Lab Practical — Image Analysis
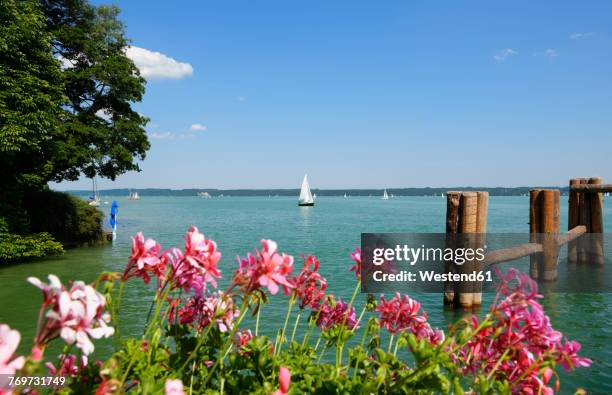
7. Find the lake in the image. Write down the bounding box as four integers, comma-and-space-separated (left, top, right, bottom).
1, 195, 610, 393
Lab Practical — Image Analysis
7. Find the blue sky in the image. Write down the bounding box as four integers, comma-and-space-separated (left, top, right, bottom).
53, 0, 612, 190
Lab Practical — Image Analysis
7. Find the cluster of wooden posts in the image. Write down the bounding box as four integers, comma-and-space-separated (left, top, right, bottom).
444, 178, 610, 309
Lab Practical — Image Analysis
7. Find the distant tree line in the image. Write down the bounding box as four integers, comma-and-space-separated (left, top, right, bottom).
66, 187, 571, 197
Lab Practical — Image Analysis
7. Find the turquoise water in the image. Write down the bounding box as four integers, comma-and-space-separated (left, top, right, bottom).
1, 196, 611, 393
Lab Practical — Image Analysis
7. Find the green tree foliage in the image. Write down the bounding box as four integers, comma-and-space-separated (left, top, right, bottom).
1, 0, 149, 193
41, 0, 150, 182
0, 0, 149, 254
0, 0, 64, 191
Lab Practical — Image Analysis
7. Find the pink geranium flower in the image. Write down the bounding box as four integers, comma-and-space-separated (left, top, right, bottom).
165, 379, 185, 395
123, 232, 165, 284
169, 226, 221, 293
234, 239, 294, 295
349, 247, 362, 279
176, 292, 238, 333
451, 269, 591, 394
273, 366, 291, 395
0, 324, 24, 375
292, 255, 327, 309
315, 298, 357, 331
46, 354, 87, 376
28, 276, 114, 355
233, 329, 254, 353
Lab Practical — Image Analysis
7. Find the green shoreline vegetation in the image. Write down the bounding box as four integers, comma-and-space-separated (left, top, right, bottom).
1, 0, 150, 263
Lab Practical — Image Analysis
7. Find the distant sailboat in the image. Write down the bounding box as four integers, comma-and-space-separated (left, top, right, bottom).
88, 177, 100, 206
382, 189, 389, 200
344, 193, 348, 199
128, 190, 141, 200
298, 175, 315, 206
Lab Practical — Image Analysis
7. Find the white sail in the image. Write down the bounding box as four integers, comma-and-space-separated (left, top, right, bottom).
382, 189, 389, 200
299, 175, 314, 205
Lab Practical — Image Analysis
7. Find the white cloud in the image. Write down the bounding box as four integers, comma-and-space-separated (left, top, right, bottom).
190, 123, 208, 132
96, 110, 112, 121
569, 32, 595, 40
493, 48, 518, 61
125, 46, 193, 80
238, 96, 247, 102
533, 49, 559, 58
149, 132, 176, 140
544, 49, 559, 57
56, 55, 74, 70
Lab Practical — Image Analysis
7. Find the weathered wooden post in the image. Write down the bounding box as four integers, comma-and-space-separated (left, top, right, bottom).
588, 177, 605, 265
458, 192, 478, 308
473, 192, 489, 306
578, 178, 591, 264
444, 191, 488, 308
444, 192, 462, 306
567, 178, 584, 264
529, 189, 560, 281
529, 190, 542, 279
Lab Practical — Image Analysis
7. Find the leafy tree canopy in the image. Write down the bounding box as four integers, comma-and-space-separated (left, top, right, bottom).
42, 0, 149, 181
0, 0, 64, 190
1, 0, 150, 194
41, 0, 150, 182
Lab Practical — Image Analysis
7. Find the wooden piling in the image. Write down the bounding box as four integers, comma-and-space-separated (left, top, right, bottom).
541, 189, 560, 280
457, 193, 478, 308
578, 179, 591, 263
588, 177, 605, 265
472, 192, 488, 306
589, 177, 604, 232
529, 189, 560, 281
446, 192, 462, 234
444, 192, 462, 306
529, 190, 542, 279
567, 178, 582, 264
476, 192, 489, 234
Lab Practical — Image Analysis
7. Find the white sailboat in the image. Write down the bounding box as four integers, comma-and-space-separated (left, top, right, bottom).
128, 190, 141, 200
298, 175, 315, 206
88, 177, 100, 206
382, 189, 389, 200
344, 193, 348, 199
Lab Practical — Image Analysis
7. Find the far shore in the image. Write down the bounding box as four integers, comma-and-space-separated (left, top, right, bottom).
60, 186, 572, 197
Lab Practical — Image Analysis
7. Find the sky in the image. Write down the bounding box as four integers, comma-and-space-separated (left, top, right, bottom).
52, 0, 612, 190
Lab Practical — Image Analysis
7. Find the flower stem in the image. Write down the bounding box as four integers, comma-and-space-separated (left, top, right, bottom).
275, 293, 295, 355
352, 306, 367, 333
113, 281, 126, 350
202, 299, 250, 387
290, 311, 302, 345
255, 306, 261, 336
393, 338, 401, 356
179, 324, 215, 372
387, 334, 395, 354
